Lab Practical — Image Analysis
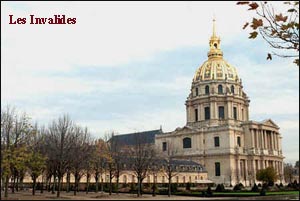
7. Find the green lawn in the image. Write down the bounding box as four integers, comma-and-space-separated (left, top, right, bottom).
176, 190, 299, 197
213, 191, 299, 196
266, 191, 299, 195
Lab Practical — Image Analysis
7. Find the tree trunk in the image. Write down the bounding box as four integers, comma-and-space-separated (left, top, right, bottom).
168, 178, 171, 197
66, 171, 70, 193
137, 176, 141, 197
100, 177, 104, 193
86, 173, 90, 194
56, 176, 61, 197
152, 180, 156, 197
32, 177, 36, 196
40, 175, 44, 194
12, 173, 16, 193
95, 174, 99, 193
109, 176, 112, 195
20, 175, 24, 190
116, 177, 119, 195
16, 176, 19, 192
74, 177, 77, 196
4, 175, 9, 198
52, 176, 56, 194
47, 176, 51, 192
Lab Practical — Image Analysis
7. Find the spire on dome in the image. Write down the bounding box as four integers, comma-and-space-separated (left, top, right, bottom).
212, 15, 216, 37
208, 17, 223, 59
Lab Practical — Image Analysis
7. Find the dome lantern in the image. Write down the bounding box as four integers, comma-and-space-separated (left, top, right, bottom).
193, 18, 239, 82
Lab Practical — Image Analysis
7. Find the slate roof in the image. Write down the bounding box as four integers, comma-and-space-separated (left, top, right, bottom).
119, 157, 206, 172
112, 129, 163, 146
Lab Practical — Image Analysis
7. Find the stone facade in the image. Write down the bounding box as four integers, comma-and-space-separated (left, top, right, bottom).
155, 19, 284, 186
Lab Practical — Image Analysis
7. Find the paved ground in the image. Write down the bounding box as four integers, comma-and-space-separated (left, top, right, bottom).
1, 190, 299, 200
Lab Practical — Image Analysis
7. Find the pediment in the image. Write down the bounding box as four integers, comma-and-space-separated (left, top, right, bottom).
262, 119, 279, 129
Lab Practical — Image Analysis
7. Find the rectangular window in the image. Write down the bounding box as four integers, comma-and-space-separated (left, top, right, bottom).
162, 142, 167, 151
195, 108, 198, 122
205, 107, 210, 120
195, 87, 198, 96
233, 107, 237, 120
214, 136, 220, 147
237, 136, 241, 147
218, 106, 224, 119
215, 162, 221, 176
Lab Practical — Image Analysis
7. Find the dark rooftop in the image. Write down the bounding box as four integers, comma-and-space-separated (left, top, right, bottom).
112, 129, 163, 146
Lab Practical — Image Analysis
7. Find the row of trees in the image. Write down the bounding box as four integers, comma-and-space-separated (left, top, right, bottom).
1, 106, 177, 198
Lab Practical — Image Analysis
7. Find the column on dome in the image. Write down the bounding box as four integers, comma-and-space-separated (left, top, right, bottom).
200, 104, 204, 121
227, 101, 232, 119
214, 102, 218, 119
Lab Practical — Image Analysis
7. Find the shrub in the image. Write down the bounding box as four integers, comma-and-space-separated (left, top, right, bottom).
186, 182, 191, 190
215, 184, 225, 192
260, 188, 266, 196
268, 181, 274, 186
171, 183, 178, 193
206, 186, 213, 197
251, 183, 259, 192
233, 183, 243, 191
279, 183, 283, 187
130, 183, 136, 192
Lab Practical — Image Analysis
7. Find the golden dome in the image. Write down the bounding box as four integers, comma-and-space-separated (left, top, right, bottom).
193, 19, 239, 82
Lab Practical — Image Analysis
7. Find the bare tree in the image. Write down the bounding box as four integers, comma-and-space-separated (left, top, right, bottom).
91, 138, 107, 193
68, 125, 93, 196
44, 115, 74, 198
109, 133, 125, 194
162, 142, 179, 197
105, 134, 115, 196
129, 132, 156, 197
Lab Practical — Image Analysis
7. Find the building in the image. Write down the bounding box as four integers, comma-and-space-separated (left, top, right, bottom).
111, 129, 209, 184
155, 19, 284, 186
23, 20, 284, 188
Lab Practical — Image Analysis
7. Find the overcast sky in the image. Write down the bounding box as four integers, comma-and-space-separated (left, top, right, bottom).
1, 1, 299, 164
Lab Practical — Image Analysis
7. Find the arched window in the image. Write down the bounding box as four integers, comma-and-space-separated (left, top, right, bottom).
205, 85, 209, 95
183, 137, 192, 149
218, 85, 223, 94
231, 85, 235, 94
